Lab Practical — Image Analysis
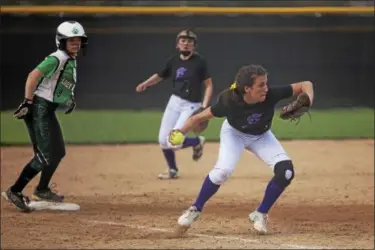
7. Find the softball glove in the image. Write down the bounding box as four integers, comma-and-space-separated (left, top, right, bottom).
280, 93, 312, 123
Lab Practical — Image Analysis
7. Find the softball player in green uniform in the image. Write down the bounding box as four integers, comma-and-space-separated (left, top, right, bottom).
2, 21, 88, 212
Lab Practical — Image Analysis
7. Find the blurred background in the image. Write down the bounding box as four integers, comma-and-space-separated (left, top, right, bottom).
1, 0, 374, 144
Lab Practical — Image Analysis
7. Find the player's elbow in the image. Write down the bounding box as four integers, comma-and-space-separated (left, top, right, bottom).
204, 78, 213, 88
302, 81, 313, 88
28, 69, 41, 79
26, 69, 43, 85
302, 81, 314, 93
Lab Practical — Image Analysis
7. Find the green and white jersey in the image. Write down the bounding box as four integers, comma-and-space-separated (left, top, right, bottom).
34, 50, 77, 105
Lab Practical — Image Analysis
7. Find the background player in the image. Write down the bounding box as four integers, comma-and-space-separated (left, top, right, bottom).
136, 30, 213, 180
1, 21, 88, 212
167, 65, 314, 234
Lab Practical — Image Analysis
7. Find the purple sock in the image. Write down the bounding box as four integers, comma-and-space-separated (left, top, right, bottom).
162, 149, 177, 170
193, 175, 220, 211
182, 137, 200, 148
257, 180, 284, 214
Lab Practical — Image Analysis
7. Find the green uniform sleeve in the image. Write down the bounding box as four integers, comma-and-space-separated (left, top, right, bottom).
36, 56, 59, 79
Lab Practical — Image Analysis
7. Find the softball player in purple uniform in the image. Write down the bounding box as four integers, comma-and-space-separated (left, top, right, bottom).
136, 30, 213, 180
168, 65, 314, 235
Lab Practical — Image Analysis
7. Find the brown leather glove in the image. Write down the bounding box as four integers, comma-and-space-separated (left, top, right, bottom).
280, 93, 312, 123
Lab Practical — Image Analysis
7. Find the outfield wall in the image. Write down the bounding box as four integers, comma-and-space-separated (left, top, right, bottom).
1, 12, 374, 110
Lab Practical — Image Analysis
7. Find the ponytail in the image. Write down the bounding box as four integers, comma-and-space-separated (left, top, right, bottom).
216, 82, 242, 107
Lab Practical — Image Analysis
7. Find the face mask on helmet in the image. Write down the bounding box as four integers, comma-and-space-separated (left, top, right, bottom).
176, 30, 197, 57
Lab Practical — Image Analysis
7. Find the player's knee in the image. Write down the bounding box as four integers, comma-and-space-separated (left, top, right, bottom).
54, 148, 66, 164
45, 151, 65, 167
272, 160, 295, 189
208, 168, 233, 185
158, 134, 168, 148
30, 157, 44, 172
59, 147, 66, 159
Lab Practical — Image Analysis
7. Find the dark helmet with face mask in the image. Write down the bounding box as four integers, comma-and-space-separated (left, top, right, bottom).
176, 29, 197, 56
55, 21, 88, 51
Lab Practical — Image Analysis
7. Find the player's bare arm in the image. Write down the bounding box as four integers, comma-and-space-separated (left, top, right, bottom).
179, 107, 214, 134
290, 81, 314, 104
136, 74, 163, 92
25, 69, 44, 101
14, 68, 49, 119
201, 78, 213, 108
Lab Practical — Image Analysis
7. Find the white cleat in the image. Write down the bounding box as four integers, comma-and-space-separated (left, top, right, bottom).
174, 206, 201, 237
192, 136, 205, 161
249, 210, 268, 234
157, 168, 179, 180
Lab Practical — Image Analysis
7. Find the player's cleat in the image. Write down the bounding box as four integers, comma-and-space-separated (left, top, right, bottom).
157, 168, 179, 180
32, 185, 64, 202
192, 136, 205, 161
175, 206, 201, 237
248, 210, 268, 234
1, 187, 31, 213
178, 206, 201, 226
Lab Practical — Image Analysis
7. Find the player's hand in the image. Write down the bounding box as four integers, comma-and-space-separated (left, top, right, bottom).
65, 97, 76, 114
167, 129, 185, 149
13, 98, 33, 119
136, 83, 147, 92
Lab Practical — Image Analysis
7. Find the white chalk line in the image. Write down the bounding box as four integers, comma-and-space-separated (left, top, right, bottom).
83, 219, 333, 249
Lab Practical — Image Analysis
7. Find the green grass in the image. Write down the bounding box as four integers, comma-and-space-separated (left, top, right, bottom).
1, 108, 373, 145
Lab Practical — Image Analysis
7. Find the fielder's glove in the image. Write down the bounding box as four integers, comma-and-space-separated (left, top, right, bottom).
13, 98, 33, 119
65, 97, 76, 114
190, 107, 209, 134
280, 93, 312, 124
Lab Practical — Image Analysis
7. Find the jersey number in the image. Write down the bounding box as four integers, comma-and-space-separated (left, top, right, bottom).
175, 80, 190, 94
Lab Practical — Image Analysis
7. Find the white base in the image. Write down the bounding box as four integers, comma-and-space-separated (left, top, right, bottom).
28, 201, 80, 211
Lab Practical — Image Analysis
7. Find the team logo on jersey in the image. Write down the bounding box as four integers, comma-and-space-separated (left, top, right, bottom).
247, 113, 263, 125
176, 67, 187, 79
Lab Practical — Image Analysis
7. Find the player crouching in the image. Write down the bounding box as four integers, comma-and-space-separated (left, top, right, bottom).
167, 64, 314, 235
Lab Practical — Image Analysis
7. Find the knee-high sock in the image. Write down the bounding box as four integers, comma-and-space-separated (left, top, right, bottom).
37, 160, 61, 191
193, 175, 220, 211
162, 149, 177, 170
182, 137, 200, 148
11, 160, 40, 193
257, 180, 284, 214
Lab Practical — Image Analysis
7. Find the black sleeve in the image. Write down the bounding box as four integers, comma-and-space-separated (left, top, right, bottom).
157, 56, 173, 79
200, 58, 211, 81
267, 85, 293, 104
210, 95, 229, 118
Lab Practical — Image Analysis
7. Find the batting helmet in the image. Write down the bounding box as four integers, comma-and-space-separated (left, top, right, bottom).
176, 29, 197, 45
56, 21, 88, 51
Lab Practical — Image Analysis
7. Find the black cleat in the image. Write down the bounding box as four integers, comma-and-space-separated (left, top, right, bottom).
1, 187, 31, 213
32, 185, 64, 202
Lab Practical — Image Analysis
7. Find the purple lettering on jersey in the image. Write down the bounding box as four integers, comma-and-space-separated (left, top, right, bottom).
176, 67, 187, 79
247, 113, 263, 125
